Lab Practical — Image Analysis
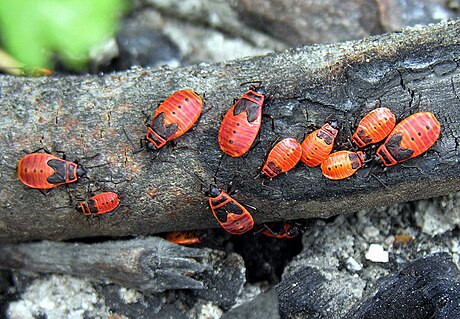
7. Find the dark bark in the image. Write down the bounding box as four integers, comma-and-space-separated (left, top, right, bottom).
274, 253, 460, 319
0, 237, 245, 293
1, 20, 460, 243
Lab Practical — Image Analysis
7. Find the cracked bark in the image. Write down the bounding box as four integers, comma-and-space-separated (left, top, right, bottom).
1, 20, 460, 243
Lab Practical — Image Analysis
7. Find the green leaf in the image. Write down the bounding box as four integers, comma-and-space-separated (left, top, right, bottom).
0, 0, 127, 71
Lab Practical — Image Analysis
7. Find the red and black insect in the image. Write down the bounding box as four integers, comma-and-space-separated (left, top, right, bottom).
261, 223, 300, 239
376, 112, 441, 166
321, 150, 365, 180
218, 87, 266, 157
300, 123, 338, 167
261, 138, 302, 178
17, 152, 87, 192
165, 231, 202, 245
352, 107, 396, 148
76, 192, 120, 216
145, 89, 203, 151
208, 185, 254, 235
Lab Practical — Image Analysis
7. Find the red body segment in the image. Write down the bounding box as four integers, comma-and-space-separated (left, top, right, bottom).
76, 192, 120, 216
165, 231, 202, 245
352, 107, 396, 148
261, 223, 300, 239
321, 151, 365, 180
376, 112, 441, 166
17, 153, 80, 190
300, 123, 338, 167
146, 90, 203, 150
208, 186, 254, 235
218, 89, 265, 157
262, 138, 302, 178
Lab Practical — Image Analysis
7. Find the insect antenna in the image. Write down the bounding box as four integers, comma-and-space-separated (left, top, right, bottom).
122, 126, 144, 154
24, 147, 53, 155
214, 154, 226, 180
239, 80, 262, 88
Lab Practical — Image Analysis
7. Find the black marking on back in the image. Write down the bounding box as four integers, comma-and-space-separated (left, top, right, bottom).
233, 99, 260, 122
88, 199, 98, 214
223, 201, 243, 215
152, 112, 179, 139
386, 134, 414, 161
357, 129, 372, 143
215, 207, 228, 222
46, 159, 67, 184
246, 91, 263, 101
68, 165, 75, 180
211, 195, 228, 206
214, 201, 243, 222
377, 150, 393, 166
267, 161, 282, 174
317, 130, 333, 145
348, 153, 360, 169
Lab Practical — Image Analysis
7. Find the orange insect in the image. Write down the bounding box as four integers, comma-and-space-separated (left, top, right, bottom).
261, 138, 302, 178
352, 107, 396, 148
76, 192, 120, 216
17, 152, 87, 192
376, 112, 441, 166
321, 150, 365, 180
165, 231, 202, 245
393, 234, 415, 248
300, 123, 338, 167
261, 223, 300, 239
218, 88, 266, 157
208, 185, 254, 235
146, 89, 203, 151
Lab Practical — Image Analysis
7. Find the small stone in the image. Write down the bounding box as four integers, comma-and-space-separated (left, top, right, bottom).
363, 226, 380, 240
415, 200, 459, 236
345, 257, 363, 272
118, 287, 142, 304
116, 16, 181, 69
195, 301, 223, 319
365, 244, 389, 263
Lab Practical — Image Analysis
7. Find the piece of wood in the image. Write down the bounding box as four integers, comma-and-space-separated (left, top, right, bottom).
0, 237, 243, 293
1, 20, 460, 243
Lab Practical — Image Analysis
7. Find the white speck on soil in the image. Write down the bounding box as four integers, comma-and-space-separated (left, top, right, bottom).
193, 300, 223, 319
365, 244, 389, 263
345, 256, 363, 272
118, 287, 143, 304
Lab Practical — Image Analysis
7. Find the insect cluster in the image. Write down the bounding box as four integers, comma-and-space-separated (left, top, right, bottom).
17, 150, 121, 218
212, 89, 440, 237
17, 88, 441, 241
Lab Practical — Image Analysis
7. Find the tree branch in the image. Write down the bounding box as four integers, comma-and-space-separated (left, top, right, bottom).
1, 20, 460, 243
0, 237, 245, 295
